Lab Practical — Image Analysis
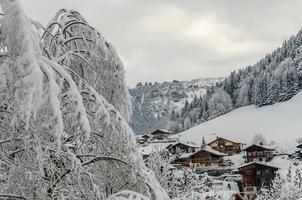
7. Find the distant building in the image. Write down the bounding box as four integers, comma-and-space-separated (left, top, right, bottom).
167, 142, 200, 155
136, 134, 151, 144
138, 142, 173, 159
208, 137, 244, 156
242, 144, 274, 163
238, 162, 278, 199
149, 129, 173, 140
172, 146, 226, 168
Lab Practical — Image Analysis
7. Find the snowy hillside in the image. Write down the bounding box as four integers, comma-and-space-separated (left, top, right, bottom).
129, 78, 223, 134
179, 91, 302, 144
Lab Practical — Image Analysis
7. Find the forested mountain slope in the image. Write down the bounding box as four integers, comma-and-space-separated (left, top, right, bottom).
129, 78, 223, 134
170, 28, 302, 133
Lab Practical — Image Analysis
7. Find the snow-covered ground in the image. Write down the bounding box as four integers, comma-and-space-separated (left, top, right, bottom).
179, 91, 302, 145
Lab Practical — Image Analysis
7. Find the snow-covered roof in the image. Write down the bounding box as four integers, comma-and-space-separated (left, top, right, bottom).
169, 141, 200, 149
138, 142, 174, 156
238, 161, 279, 170
136, 134, 151, 139
202, 145, 227, 156
242, 143, 275, 151
178, 152, 195, 159
208, 136, 243, 145
149, 129, 172, 135
178, 146, 226, 159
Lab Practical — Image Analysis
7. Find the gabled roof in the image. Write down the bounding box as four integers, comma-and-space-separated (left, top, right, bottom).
136, 134, 151, 140
150, 129, 172, 135
202, 145, 228, 156
169, 142, 200, 149
242, 144, 274, 151
208, 136, 243, 145
176, 146, 226, 160
238, 162, 279, 170
178, 152, 195, 159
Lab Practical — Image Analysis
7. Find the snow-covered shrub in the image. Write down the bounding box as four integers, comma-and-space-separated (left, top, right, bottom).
145, 150, 179, 198
107, 190, 151, 200
257, 167, 302, 200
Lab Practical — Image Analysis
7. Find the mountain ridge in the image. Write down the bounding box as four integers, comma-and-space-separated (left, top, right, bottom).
129, 77, 223, 134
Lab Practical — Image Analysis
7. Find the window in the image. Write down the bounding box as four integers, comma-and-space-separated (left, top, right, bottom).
259, 158, 263, 161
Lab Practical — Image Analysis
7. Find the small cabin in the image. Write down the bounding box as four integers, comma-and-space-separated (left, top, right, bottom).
242, 144, 274, 163
150, 129, 173, 140
167, 142, 199, 155
208, 137, 243, 156
136, 134, 151, 144
238, 162, 278, 199
172, 146, 226, 169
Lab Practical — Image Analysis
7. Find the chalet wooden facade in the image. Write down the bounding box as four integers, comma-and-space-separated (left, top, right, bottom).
168, 142, 199, 155
242, 144, 274, 163
238, 162, 278, 200
172, 146, 226, 168
208, 137, 243, 156
150, 129, 173, 140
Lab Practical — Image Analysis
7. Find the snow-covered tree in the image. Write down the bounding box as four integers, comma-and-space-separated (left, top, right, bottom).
252, 134, 267, 145
184, 117, 191, 131
0, 1, 168, 199
40, 8, 131, 122
145, 150, 178, 198
296, 137, 302, 144
208, 89, 233, 118
257, 167, 302, 200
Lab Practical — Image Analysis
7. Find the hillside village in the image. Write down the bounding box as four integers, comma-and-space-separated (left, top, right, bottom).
2, 0, 302, 199
137, 129, 302, 200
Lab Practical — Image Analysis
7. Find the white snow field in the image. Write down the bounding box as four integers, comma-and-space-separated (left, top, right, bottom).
179, 91, 302, 145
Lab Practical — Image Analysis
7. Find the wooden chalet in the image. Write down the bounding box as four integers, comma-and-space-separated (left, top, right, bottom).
172, 146, 226, 168
242, 144, 274, 163
208, 136, 243, 156
150, 129, 173, 140
238, 162, 278, 199
167, 142, 199, 155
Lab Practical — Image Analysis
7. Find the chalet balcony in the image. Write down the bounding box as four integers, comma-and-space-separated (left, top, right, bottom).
191, 158, 221, 163
243, 151, 273, 158
243, 155, 274, 159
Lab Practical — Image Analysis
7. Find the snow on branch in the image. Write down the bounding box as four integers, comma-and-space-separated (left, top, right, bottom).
0, 1, 168, 199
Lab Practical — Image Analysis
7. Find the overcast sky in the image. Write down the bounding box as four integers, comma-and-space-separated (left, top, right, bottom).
22, 0, 302, 87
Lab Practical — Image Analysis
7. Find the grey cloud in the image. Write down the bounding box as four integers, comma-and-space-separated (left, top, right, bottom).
22, 0, 302, 86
